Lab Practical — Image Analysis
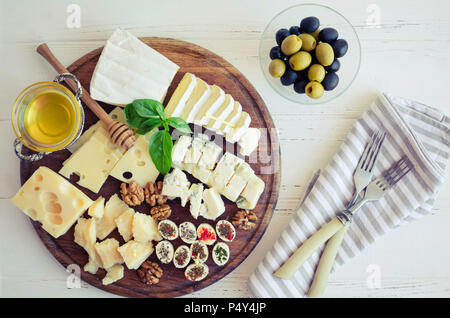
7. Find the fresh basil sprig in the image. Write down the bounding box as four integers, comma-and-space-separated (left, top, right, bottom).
124, 99, 192, 174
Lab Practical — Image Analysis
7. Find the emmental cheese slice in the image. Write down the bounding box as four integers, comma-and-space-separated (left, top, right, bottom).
109, 133, 159, 188
181, 78, 210, 122
118, 240, 154, 270
11, 166, 93, 239
96, 194, 129, 240
59, 126, 125, 193
165, 73, 196, 117
193, 85, 225, 125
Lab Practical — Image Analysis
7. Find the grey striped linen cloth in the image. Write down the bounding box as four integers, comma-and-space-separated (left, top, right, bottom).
248, 92, 450, 297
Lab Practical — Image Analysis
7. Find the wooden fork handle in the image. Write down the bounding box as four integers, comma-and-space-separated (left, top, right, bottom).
273, 218, 344, 280
36, 43, 113, 125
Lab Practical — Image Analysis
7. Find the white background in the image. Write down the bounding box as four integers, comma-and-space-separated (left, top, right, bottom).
1, 0, 449, 297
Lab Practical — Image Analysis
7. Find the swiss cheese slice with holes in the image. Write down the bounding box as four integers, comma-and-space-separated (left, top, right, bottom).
165, 73, 197, 117
193, 85, 225, 125
67, 107, 126, 153
11, 166, 93, 239
109, 132, 159, 187
59, 126, 125, 193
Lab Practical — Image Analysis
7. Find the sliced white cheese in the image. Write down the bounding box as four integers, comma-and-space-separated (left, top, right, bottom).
226, 112, 251, 143
192, 165, 213, 185
222, 161, 254, 202
188, 183, 204, 219
194, 85, 225, 125
238, 127, 261, 156
162, 168, 191, 206
205, 94, 234, 131
218, 101, 242, 135
199, 188, 225, 221
183, 134, 209, 168
172, 135, 192, 169
210, 152, 243, 192
165, 73, 196, 117
197, 139, 222, 170
236, 174, 265, 210
181, 78, 211, 122
90, 29, 179, 106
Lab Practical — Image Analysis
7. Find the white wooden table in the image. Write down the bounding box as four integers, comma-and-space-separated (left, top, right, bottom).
1, 0, 449, 298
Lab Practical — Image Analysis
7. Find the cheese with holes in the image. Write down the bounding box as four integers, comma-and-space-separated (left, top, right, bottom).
194, 85, 225, 125
96, 194, 129, 240
118, 240, 154, 270
11, 167, 93, 239
115, 208, 135, 242
59, 126, 125, 193
102, 264, 124, 285
109, 133, 159, 188
94, 238, 124, 269
132, 212, 162, 243
188, 183, 204, 219
238, 127, 261, 156
222, 161, 254, 202
74, 217, 102, 274
165, 73, 196, 117
90, 29, 179, 106
162, 168, 191, 206
237, 174, 265, 210
67, 107, 126, 153
88, 196, 105, 219
199, 188, 225, 220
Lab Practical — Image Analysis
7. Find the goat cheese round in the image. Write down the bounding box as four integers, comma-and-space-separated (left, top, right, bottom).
212, 242, 230, 266
155, 240, 174, 264
158, 219, 178, 240
197, 223, 216, 245
189, 241, 209, 263
216, 220, 236, 242
179, 221, 197, 244
173, 245, 191, 269
185, 263, 209, 282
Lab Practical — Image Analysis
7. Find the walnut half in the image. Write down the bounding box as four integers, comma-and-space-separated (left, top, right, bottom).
120, 181, 144, 206
144, 181, 167, 207
137, 261, 163, 285
150, 204, 171, 221
232, 210, 258, 231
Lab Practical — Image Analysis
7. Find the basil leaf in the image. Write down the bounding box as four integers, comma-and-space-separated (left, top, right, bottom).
133, 99, 162, 119
124, 103, 145, 128
154, 101, 166, 121
137, 118, 164, 135
149, 130, 173, 174
167, 117, 192, 135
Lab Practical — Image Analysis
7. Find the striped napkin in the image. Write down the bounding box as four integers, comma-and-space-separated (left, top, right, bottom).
248, 93, 450, 297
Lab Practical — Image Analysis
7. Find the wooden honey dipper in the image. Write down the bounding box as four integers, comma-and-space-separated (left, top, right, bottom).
36, 43, 136, 150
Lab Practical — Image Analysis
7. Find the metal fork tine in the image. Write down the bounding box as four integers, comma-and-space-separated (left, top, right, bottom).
367, 131, 386, 172
382, 156, 413, 187
362, 130, 382, 171
358, 130, 379, 170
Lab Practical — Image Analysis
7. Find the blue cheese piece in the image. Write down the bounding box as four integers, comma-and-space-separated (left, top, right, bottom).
199, 188, 225, 221
172, 135, 192, 169
236, 174, 265, 210
222, 161, 254, 202
183, 134, 209, 167
90, 29, 179, 106
188, 183, 204, 219
161, 168, 191, 206
210, 152, 243, 192
198, 140, 222, 170
238, 127, 261, 156
192, 166, 213, 185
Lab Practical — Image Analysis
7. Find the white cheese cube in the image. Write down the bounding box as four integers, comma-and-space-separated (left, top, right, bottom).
118, 240, 154, 270
238, 127, 261, 156
183, 134, 208, 166
237, 174, 265, 210
192, 166, 212, 185
199, 188, 225, 221
197, 140, 222, 170
132, 212, 162, 243
188, 183, 204, 219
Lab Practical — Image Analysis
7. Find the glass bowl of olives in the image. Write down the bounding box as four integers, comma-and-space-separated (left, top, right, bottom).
259, 3, 361, 104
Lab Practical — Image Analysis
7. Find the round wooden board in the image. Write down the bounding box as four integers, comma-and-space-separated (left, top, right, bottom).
20, 37, 281, 297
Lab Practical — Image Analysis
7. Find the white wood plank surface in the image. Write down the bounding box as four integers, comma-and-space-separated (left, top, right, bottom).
1, 0, 449, 298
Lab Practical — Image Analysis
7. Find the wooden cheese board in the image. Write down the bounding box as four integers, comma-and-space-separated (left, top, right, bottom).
19, 37, 281, 297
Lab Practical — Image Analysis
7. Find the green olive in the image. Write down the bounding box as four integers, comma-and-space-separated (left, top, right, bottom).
305, 81, 324, 99
298, 33, 316, 51
308, 64, 326, 82
268, 59, 286, 78
289, 51, 311, 71
310, 29, 320, 41
281, 34, 302, 56
315, 43, 334, 67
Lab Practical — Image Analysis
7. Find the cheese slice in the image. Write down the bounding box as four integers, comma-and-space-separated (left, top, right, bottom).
114, 208, 135, 242
194, 85, 225, 125
90, 29, 179, 106
199, 188, 225, 220
172, 135, 192, 169
226, 112, 251, 143
11, 166, 93, 239
181, 78, 210, 122
188, 183, 204, 219
102, 264, 124, 285
67, 107, 126, 153
74, 217, 102, 274
59, 126, 125, 193
197, 139, 222, 170
236, 174, 265, 210
88, 196, 105, 219
210, 152, 243, 192
238, 127, 261, 156
192, 165, 213, 185
165, 73, 196, 117
132, 212, 162, 243
96, 194, 129, 240
218, 101, 242, 134
222, 161, 254, 202
205, 94, 234, 131
109, 132, 159, 188
183, 134, 208, 167
118, 240, 154, 270
94, 238, 124, 269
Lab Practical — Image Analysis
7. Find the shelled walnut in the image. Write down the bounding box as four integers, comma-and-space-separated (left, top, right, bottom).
137, 261, 163, 285
144, 181, 167, 207
150, 204, 171, 221
120, 181, 144, 206
232, 210, 258, 231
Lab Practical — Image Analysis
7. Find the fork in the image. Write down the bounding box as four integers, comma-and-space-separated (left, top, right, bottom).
274, 156, 414, 280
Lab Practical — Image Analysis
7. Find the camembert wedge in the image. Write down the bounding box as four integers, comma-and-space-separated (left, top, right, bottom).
194, 85, 225, 125
165, 73, 196, 117
181, 78, 211, 122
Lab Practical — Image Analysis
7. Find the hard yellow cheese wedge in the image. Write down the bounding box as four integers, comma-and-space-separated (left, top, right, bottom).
96, 194, 129, 240
118, 240, 154, 270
